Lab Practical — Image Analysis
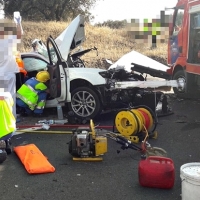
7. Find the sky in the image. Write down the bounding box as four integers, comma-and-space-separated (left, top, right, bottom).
91, 0, 176, 24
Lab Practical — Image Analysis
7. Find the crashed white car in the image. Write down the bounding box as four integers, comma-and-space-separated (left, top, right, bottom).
19, 15, 171, 119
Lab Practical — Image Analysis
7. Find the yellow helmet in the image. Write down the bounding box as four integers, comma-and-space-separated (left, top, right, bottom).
36, 71, 50, 82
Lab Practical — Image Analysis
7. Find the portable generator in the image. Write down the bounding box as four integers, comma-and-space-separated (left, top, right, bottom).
68, 120, 107, 161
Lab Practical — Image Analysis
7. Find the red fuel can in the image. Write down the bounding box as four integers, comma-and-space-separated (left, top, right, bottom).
138, 156, 175, 189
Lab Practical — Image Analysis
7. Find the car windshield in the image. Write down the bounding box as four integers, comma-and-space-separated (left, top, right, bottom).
23, 57, 48, 72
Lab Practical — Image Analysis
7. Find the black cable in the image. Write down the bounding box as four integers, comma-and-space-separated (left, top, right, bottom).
116, 135, 142, 151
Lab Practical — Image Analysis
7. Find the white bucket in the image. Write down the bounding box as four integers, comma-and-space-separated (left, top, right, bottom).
180, 162, 200, 200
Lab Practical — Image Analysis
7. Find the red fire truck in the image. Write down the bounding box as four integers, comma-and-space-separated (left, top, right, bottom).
167, 0, 200, 98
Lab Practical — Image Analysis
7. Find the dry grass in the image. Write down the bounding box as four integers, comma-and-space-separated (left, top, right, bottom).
19, 21, 168, 69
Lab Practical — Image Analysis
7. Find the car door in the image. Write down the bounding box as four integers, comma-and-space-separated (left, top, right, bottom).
46, 36, 69, 102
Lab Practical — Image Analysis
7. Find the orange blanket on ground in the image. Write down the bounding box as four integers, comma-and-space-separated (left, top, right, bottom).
14, 144, 55, 174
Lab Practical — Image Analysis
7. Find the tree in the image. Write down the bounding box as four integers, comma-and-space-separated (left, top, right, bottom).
0, 0, 100, 21
95, 20, 127, 29
0, 1, 3, 17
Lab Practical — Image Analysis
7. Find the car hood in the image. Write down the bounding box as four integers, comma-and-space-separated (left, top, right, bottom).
55, 15, 85, 61
108, 50, 169, 72
68, 68, 107, 85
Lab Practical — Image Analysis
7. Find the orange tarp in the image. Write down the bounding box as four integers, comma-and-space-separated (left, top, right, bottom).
14, 144, 55, 174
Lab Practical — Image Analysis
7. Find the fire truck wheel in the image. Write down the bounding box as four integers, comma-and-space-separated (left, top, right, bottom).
173, 70, 186, 97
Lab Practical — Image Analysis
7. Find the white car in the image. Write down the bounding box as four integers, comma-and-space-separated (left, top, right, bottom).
20, 15, 165, 120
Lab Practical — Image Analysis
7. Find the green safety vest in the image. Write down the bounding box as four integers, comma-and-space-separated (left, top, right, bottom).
0, 96, 16, 138
17, 82, 47, 110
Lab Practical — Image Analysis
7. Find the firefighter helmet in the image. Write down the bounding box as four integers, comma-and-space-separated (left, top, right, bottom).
36, 71, 50, 82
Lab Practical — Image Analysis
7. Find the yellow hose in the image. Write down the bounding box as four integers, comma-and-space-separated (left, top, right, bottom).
130, 109, 144, 132
16, 130, 73, 134
115, 107, 154, 136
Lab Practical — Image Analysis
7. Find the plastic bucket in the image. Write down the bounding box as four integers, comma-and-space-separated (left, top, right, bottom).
180, 163, 200, 200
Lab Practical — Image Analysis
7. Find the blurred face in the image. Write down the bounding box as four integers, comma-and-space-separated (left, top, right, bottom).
0, 20, 19, 61
0, 21, 17, 38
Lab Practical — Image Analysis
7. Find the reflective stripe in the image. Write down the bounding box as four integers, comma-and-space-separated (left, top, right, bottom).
24, 83, 38, 95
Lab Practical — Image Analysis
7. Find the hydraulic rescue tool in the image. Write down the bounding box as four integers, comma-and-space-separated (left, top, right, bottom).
68, 117, 167, 161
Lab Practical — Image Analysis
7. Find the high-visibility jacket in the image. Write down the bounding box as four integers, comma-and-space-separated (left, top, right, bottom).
16, 56, 27, 76
16, 78, 47, 110
0, 92, 16, 138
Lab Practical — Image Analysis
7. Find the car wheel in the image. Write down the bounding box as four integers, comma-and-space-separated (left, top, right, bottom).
173, 70, 186, 97
69, 87, 101, 119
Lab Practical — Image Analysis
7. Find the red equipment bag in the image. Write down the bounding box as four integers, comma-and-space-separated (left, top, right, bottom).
138, 156, 175, 189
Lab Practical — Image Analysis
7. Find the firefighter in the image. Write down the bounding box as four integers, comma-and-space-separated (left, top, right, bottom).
16, 71, 50, 117
0, 13, 23, 157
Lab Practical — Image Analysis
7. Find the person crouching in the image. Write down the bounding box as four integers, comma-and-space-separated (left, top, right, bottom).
16, 71, 50, 117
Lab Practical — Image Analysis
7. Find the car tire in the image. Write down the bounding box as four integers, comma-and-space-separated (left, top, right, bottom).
173, 70, 187, 98
173, 70, 200, 99
69, 87, 101, 119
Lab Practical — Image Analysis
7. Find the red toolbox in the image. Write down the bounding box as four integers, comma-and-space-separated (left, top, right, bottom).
138, 156, 175, 189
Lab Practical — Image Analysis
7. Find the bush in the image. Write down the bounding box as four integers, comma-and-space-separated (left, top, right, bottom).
94, 20, 127, 29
